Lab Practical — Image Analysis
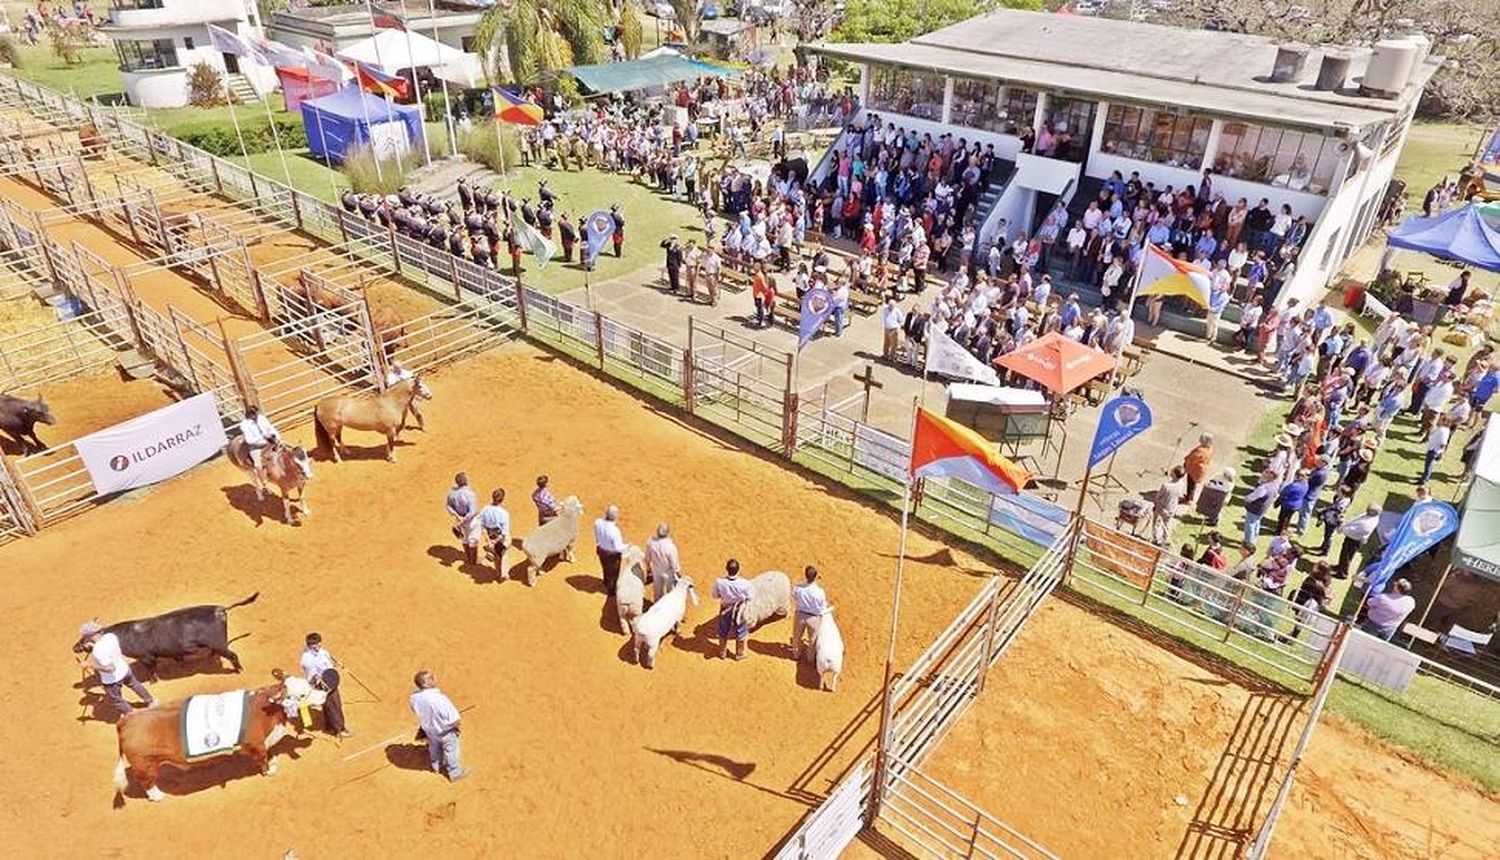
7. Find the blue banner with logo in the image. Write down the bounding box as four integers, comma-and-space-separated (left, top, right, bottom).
1365, 499, 1459, 594
798, 287, 834, 351
1088, 395, 1153, 468
582, 209, 614, 265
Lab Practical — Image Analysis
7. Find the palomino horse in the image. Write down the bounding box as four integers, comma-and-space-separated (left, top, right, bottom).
226, 437, 313, 524
312, 376, 431, 462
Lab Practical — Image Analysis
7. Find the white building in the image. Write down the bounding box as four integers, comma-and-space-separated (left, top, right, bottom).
103, 0, 274, 108
811, 10, 1442, 308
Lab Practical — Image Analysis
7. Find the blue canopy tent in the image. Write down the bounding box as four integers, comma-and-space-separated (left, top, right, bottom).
1386, 204, 1500, 273
300, 86, 425, 164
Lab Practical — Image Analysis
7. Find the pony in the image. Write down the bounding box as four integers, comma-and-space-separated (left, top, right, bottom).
225, 437, 313, 525
311, 376, 431, 463
0, 393, 55, 454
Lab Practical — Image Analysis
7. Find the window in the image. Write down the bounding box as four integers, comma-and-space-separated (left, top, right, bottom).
999, 87, 1037, 135
1039, 95, 1096, 162
182, 36, 194, 50
1212, 122, 1342, 194
1101, 105, 1213, 169
949, 77, 1003, 133
115, 39, 178, 72
865, 65, 945, 121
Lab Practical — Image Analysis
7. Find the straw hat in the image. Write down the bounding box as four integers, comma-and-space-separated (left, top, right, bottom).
1274, 433, 1294, 449
1281, 422, 1304, 437
1358, 446, 1376, 463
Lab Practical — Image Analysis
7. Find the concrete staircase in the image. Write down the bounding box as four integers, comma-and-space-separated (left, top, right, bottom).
226, 73, 260, 105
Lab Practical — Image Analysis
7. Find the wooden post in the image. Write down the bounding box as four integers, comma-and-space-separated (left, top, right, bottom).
290, 188, 304, 230
248, 168, 259, 203
681, 348, 694, 414
168, 310, 203, 393
388, 223, 402, 275
32, 214, 60, 286
976, 580, 1005, 694
360, 298, 388, 388
217, 318, 257, 410
248, 268, 271, 323
145, 131, 159, 165
449, 256, 462, 301
514, 277, 529, 332
783, 392, 799, 458
206, 247, 223, 295
112, 268, 148, 353
143, 188, 173, 256
335, 208, 349, 244
585, 310, 604, 369
210, 157, 222, 194
1, 454, 44, 533
74, 155, 95, 207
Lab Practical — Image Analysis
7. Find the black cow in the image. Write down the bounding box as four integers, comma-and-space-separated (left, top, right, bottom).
73, 593, 259, 679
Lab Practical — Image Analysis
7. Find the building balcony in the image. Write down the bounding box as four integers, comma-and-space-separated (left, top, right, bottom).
106, 0, 246, 31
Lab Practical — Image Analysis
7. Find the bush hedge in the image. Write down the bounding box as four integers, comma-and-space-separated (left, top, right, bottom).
456, 121, 521, 175
166, 115, 308, 158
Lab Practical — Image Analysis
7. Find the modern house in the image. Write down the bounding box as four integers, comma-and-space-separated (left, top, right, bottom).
810, 9, 1443, 308
267, 1, 486, 55
103, 0, 274, 108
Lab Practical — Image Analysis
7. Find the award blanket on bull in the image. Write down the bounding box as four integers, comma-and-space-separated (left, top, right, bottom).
182, 691, 252, 760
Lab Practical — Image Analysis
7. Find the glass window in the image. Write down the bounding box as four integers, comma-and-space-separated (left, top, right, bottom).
1101, 105, 1213, 168
950, 77, 1003, 133
182, 36, 194, 50
866, 65, 944, 121
1213, 122, 1341, 193
1040, 95, 1095, 163
115, 39, 178, 72
999, 87, 1037, 135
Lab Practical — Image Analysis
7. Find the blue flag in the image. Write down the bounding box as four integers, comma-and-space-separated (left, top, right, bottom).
582, 209, 614, 265
1365, 499, 1459, 595
798, 287, 834, 351
1088, 395, 1153, 468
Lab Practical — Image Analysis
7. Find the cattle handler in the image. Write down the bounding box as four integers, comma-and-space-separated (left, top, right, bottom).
77, 621, 155, 719
300, 633, 353, 738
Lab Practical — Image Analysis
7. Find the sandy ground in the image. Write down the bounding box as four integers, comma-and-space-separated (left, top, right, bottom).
8, 368, 175, 454
0, 341, 986, 858
863, 598, 1500, 859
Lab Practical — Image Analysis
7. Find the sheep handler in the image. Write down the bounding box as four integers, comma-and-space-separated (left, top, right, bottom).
478, 488, 512, 581
712, 559, 754, 661
791, 566, 830, 663
594, 505, 626, 596
445, 472, 482, 567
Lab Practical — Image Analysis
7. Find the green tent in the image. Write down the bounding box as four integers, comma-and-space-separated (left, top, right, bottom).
1453, 415, 1500, 580
566, 55, 735, 95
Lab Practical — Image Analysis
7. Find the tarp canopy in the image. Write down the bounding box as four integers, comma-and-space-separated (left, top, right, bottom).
566, 54, 735, 95
1454, 415, 1500, 581
336, 29, 481, 87
993, 332, 1117, 395
1386, 204, 1500, 273
300, 86, 424, 164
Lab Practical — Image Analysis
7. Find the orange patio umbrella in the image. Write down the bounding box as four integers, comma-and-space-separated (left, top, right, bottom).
993, 331, 1117, 395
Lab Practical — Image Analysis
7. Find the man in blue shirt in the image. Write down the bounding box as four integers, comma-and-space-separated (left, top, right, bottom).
1194, 231, 1218, 261
1275, 468, 1309, 535
478, 488, 512, 581
1060, 293, 1082, 330
1311, 303, 1334, 344
1147, 220, 1171, 247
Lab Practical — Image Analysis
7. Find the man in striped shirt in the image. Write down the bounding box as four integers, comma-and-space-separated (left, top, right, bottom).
532, 474, 560, 526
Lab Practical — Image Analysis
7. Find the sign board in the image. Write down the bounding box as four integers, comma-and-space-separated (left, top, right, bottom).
852, 422, 909, 483
74, 393, 227, 495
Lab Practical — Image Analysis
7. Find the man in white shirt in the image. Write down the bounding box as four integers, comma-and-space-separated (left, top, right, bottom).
881, 296, 904, 362
645, 523, 681, 601
711, 558, 754, 661
594, 505, 626, 596
301, 632, 351, 738
790, 566, 830, 663
1334, 503, 1381, 578
832, 281, 851, 336
383, 359, 424, 430
237, 405, 280, 480
1361, 579, 1416, 641
1419, 370, 1455, 435
78, 621, 155, 718
409, 670, 467, 781
478, 488, 512, 581
1420, 419, 1451, 485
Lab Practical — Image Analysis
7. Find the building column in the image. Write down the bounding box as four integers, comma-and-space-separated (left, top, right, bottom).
1200, 119, 1224, 173
1088, 101, 1108, 163
1032, 92, 1049, 134
858, 63, 870, 106
941, 76, 955, 125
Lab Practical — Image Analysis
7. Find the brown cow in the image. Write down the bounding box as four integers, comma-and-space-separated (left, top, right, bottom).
112, 674, 324, 802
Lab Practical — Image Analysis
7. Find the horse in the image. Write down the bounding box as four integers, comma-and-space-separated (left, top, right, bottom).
0, 393, 55, 454
311, 376, 431, 462
226, 437, 313, 525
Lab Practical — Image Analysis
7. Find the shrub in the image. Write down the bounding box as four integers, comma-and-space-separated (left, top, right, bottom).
169, 115, 308, 157
423, 90, 449, 124
0, 34, 21, 69
45, 18, 95, 65
456, 121, 521, 175
186, 62, 226, 107
341, 143, 410, 195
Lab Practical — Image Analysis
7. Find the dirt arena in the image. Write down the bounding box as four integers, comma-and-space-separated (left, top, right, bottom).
0, 341, 989, 857
856, 598, 1500, 859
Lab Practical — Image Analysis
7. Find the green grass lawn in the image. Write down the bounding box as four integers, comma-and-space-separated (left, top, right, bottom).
1392, 121, 1490, 205
9, 45, 123, 101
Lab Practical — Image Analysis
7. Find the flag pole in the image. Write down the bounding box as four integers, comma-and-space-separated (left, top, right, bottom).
427, 0, 458, 158
870, 394, 921, 824
354, 81, 384, 185
395, 0, 431, 167
224, 96, 253, 175
256, 75, 296, 194
364, 0, 406, 175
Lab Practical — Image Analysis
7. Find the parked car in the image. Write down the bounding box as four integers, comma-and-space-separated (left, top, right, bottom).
701, 1, 720, 19
649, 1, 675, 19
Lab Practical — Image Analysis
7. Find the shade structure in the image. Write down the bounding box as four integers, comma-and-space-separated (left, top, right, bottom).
1454, 415, 1500, 581
993, 332, 1117, 395
300, 86, 424, 164
1386, 204, 1500, 273
336, 29, 481, 87
566, 54, 735, 95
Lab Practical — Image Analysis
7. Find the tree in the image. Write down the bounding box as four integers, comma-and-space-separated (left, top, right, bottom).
45, 17, 96, 66
1142, 1, 1497, 121
669, 0, 701, 44
619, 2, 644, 60
473, 0, 607, 85
186, 62, 226, 107
833, 0, 1041, 44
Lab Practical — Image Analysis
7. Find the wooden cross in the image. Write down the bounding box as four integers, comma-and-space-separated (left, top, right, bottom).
852, 363, 884, 424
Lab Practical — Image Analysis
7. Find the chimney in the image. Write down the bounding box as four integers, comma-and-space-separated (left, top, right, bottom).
1270, 45, 1311, 83
1314, 53, 1352, 91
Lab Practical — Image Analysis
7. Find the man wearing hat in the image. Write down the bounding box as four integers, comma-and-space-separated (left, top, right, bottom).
300, 632, 352, 738
77, 621, 155, 718
610, 204, 625, 257
1333, 503, 1381, 579
660, 234, 684, 295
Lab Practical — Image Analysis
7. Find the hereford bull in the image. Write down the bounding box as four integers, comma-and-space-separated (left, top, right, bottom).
72, 593, 259, 680
112, 673, 324, 802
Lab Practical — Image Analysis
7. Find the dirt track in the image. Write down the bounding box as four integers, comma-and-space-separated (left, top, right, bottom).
0, 342, 986, 857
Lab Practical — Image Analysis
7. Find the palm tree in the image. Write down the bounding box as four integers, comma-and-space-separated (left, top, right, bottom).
473, 0, 608, 86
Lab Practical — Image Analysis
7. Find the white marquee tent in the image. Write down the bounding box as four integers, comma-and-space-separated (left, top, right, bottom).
336, 30, 482, 88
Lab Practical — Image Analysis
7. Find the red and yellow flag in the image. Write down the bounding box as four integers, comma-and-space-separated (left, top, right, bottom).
909, 407, 1032, 495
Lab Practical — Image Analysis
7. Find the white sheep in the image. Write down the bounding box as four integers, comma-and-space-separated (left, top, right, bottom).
732, 570, 792, 630
633, 575, 698, 669
520, 495, 584, 586
614, 544, 649, 636
815, 608, 844, 692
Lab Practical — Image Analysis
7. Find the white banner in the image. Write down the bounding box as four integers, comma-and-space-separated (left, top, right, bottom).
75, 393, 227, 495
853, 422, 910, 483
927, 329, 1000, 386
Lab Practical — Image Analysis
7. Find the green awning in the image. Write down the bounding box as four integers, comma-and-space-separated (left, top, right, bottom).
566, 55, 735, 95
1454, 416, 1500, 581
